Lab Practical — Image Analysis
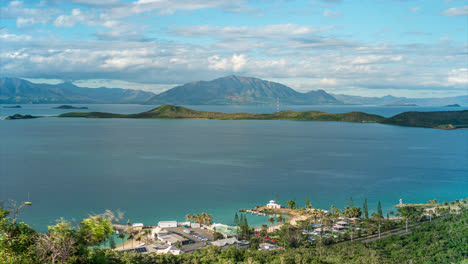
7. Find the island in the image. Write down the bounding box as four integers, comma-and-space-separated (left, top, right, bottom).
57, 105, 468, 129
384, 103, 418, 107
3, 105, 22, 108
53, 105, 88, 109
444, 104, 461, 107
5, 114, 38, 120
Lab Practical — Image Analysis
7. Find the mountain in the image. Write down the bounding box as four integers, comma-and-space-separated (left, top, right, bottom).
331, 93, 467, 106
0, 77, 156, 104
381, 110, 468, 129
146, 75, 341, 105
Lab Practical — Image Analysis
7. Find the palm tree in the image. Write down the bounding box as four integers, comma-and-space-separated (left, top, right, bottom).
207, 214, 213, 225
268, 216, 275, 232
201, 212, 208, 225
330, 205, 335, 215
127, 233, 134, 248
118, 233, 126, 249
285, 200, 296, 209
143, 229, 151, 242
186, 214, 192, 222
277, 215, 284, 224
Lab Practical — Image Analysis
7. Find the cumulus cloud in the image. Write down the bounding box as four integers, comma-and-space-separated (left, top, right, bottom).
448, 68, 468, 85
1, 0, 59, 27
441, 6, 468, 16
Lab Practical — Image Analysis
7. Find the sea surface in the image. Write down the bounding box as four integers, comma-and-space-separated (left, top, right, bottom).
1, 104, 467, 232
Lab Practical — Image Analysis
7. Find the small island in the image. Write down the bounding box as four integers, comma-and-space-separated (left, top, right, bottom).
5, 114, 38, 120
3, 105, 22, 108
53, 105, 88, 109
444, 104, 460, 107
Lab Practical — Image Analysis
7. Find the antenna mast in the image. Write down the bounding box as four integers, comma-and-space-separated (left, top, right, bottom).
277, 97, 279, 113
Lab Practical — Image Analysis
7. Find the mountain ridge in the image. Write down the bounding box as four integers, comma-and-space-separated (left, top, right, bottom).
145, 75, 342, 105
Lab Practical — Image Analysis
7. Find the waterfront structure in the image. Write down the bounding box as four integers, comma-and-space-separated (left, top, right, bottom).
158, 221, 177, 228
266, 200, 281, 209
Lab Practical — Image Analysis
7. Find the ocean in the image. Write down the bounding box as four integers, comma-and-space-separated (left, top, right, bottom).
1, 104, 467, 232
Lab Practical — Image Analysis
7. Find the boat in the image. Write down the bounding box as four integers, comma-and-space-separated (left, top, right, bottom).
24, 193, 32, 205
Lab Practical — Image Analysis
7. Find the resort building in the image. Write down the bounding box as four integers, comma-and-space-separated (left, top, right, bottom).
157, 230, 189, 245
158, 221, 178, 228
259, 243, 282, 251
333, 225, 346, 231
211, 238, 250, 249
336, 221, 348, 226
266, 200, 281, 209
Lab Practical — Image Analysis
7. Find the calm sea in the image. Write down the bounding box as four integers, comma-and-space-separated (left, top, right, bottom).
1, 104, 467, 232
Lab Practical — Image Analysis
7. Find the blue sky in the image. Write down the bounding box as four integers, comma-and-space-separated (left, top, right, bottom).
1, 0, 467, 97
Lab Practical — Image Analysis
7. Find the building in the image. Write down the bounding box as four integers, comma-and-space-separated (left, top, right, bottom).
191, 223, 201, 228
259, 243, 281, 251
158, 221, 177, 228
336, 221, 348, 226
333, 225, 345, 231
157, 231, 189, 245
266, 200, 281, 209
211, 237, 250, 249
156, 246, 182, 256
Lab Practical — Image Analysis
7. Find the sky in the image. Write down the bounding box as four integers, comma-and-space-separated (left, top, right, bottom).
1, 0, 467, 97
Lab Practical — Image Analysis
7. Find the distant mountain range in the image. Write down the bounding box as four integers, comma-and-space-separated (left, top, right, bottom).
331, 94, 467, 107
145, 75, 340, 105
1, 76, 465, 106
0, 77, 155, 104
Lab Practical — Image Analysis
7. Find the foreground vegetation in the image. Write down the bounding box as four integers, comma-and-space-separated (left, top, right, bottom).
55, 105, 468, 129
1, 197, 467, 264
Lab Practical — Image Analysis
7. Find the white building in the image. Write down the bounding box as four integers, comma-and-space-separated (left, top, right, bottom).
259, 243, 281, 251
211, 238, 250, 249
158, 221, 177, 228
266, 200, 281, 209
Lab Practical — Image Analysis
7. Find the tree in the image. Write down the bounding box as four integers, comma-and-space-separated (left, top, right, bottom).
377, 201, 383, 218
35, 220, 76, 264
330, 205, 335, 215
186, 214, 192, 222
345, 207, 362, 218
350, 197, 353, 207
371, 213, 383, 239
234, 212, 239, 226
268, 217, 275, 232
305, 195, 310, 209
277, 215, 284, 224
397, 206, 421, 232
117, 233, 126, 249
78, 215, 114, 247
285, 200, 296, 209
363, 198, 369, 219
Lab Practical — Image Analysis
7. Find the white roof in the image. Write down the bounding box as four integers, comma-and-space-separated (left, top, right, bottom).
269, 200, 276, 203
336, 221, 348, 225
132, 223, 144, 227
211, 237, 238, 247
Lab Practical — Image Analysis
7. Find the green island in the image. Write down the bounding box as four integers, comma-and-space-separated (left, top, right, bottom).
1, 197, 467, 264
55, 105, 468, 129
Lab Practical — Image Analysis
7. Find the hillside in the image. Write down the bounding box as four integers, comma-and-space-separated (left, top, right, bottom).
332, 93, 467, 106
55, 105, 468, 129
381, 110, 468, 129
58, 104, 383, 122
146, 75, 341, 105
0, 77, 155, 104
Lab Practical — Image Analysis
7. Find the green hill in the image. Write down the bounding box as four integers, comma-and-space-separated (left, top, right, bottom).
57, 105, 468, 129
381, 110, 468, 129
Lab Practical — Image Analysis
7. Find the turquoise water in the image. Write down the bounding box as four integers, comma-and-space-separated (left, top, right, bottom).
1, 104, 467, 232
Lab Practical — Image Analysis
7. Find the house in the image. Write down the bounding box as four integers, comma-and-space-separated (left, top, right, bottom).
259, 243, 282, 251
131, 223, 144, 232
191, 223, 201, 228
211, 237, 250, 249
266, 200, 281, 209
336, 221, 348, 226
157, 231, 189, 245
158, 221, 177, 228
333, 225, 345, 231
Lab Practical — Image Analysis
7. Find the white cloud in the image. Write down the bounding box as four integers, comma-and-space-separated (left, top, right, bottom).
441, 5, 468, 16
448, 68, 468, 85
1, 0, 59, 27
409, 7, 419, 12
208, 54, 248, 72
319, 78, 337, 86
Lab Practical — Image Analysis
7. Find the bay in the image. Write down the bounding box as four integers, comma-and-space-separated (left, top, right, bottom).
1, 104, 467, 232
